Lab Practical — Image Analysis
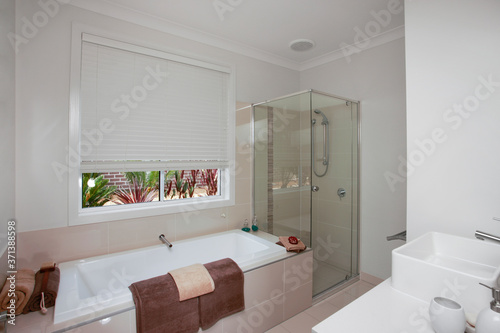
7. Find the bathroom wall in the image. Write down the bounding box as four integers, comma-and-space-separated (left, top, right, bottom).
405, 0, 500, 239
0, 0, 16, 271
300, 38, 407, 279
13, 2, 299, 268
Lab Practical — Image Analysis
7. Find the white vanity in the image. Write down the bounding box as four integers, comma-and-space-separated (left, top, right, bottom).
313, 232, 500, 333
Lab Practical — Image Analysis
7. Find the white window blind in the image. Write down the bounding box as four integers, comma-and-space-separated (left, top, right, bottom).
79, 34, 231, 172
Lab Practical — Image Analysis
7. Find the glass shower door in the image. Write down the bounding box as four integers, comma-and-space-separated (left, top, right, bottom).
253, 90, 359, 297
310, 92, 359, 295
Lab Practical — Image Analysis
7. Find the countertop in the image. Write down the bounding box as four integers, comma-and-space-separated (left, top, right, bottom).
312, 279, 436, 333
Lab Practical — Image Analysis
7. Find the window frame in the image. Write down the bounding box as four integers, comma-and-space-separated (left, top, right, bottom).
68, 24, 235, 226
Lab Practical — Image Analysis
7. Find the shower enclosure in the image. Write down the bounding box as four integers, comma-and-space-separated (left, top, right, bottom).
253, 90, 359, 296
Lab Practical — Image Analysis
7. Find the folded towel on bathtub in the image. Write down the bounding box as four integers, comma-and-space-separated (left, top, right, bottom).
0, 269, 36, 314
23, 266, 60, 314
169, 263, 215, 301
199, 258, 245, 330
129, 273, 199, 333
277, 236, 307, 253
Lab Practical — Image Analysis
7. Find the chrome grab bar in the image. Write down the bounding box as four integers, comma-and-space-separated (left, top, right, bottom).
159, 234, 173, 248
387, 230, 406, 242
475, 230, 500, 244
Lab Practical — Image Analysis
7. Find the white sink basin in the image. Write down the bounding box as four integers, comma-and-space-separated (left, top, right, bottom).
392, 232, 500, 315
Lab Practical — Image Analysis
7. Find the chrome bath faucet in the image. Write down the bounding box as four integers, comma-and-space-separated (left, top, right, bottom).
159, 234, 173, 248
475, 230, 500, 244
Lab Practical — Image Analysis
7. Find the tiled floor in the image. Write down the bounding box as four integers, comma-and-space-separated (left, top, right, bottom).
265, 280, 378, 333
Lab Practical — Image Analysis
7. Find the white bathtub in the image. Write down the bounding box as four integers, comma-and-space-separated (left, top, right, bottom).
54, 229, 287, 326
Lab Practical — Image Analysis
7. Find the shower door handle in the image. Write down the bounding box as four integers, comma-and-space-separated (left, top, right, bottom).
311, 186, 320, 192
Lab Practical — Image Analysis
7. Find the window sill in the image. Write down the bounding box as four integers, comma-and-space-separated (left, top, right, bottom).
70, 196, 235, 226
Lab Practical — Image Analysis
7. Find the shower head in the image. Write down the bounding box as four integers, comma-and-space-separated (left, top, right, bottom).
314, 109, 329, 125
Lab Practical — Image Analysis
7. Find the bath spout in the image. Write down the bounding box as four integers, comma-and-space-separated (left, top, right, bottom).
159, 234, 173, 248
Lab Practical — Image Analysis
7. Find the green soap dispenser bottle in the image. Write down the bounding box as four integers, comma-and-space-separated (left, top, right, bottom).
251, 215, 258, 231
476, 283, 500, 333
241, 219, 250, 232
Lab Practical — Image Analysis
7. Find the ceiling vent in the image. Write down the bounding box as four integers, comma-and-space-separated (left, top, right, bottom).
289, 39, 315, 52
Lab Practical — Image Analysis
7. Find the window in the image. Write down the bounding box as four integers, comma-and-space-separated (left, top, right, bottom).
69, 28, 235, 225
82, 169, 220, 207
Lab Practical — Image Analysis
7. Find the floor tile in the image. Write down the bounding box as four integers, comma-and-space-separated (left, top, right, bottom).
281, 312, 320, 333
265, 277, 383, 332
325, 290, 356, 309
265, 325, 290, 333
345, 281, 375, 298
305, 299, 341, 322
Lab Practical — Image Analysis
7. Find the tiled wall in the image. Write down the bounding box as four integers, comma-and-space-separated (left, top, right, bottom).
16, 103, 253, 270
272, 108, 302, 238
254, 105, 311, 243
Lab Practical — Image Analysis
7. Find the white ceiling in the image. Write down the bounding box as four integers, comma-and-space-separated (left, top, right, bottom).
70, 0, 405, 70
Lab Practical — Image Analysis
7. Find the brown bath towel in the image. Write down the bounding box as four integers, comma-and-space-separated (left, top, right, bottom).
0, 269, 36, 315
129, 273, 199, 333
199, 258, 245, 330
22, 267, 60, 314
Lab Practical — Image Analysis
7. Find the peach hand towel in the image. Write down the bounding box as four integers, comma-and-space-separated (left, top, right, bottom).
0, 269, 36, 314
277, 236, 307, 253
169, 263, 215, 301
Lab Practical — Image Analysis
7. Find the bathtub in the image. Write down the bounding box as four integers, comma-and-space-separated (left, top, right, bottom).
54, 229, 287, 326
